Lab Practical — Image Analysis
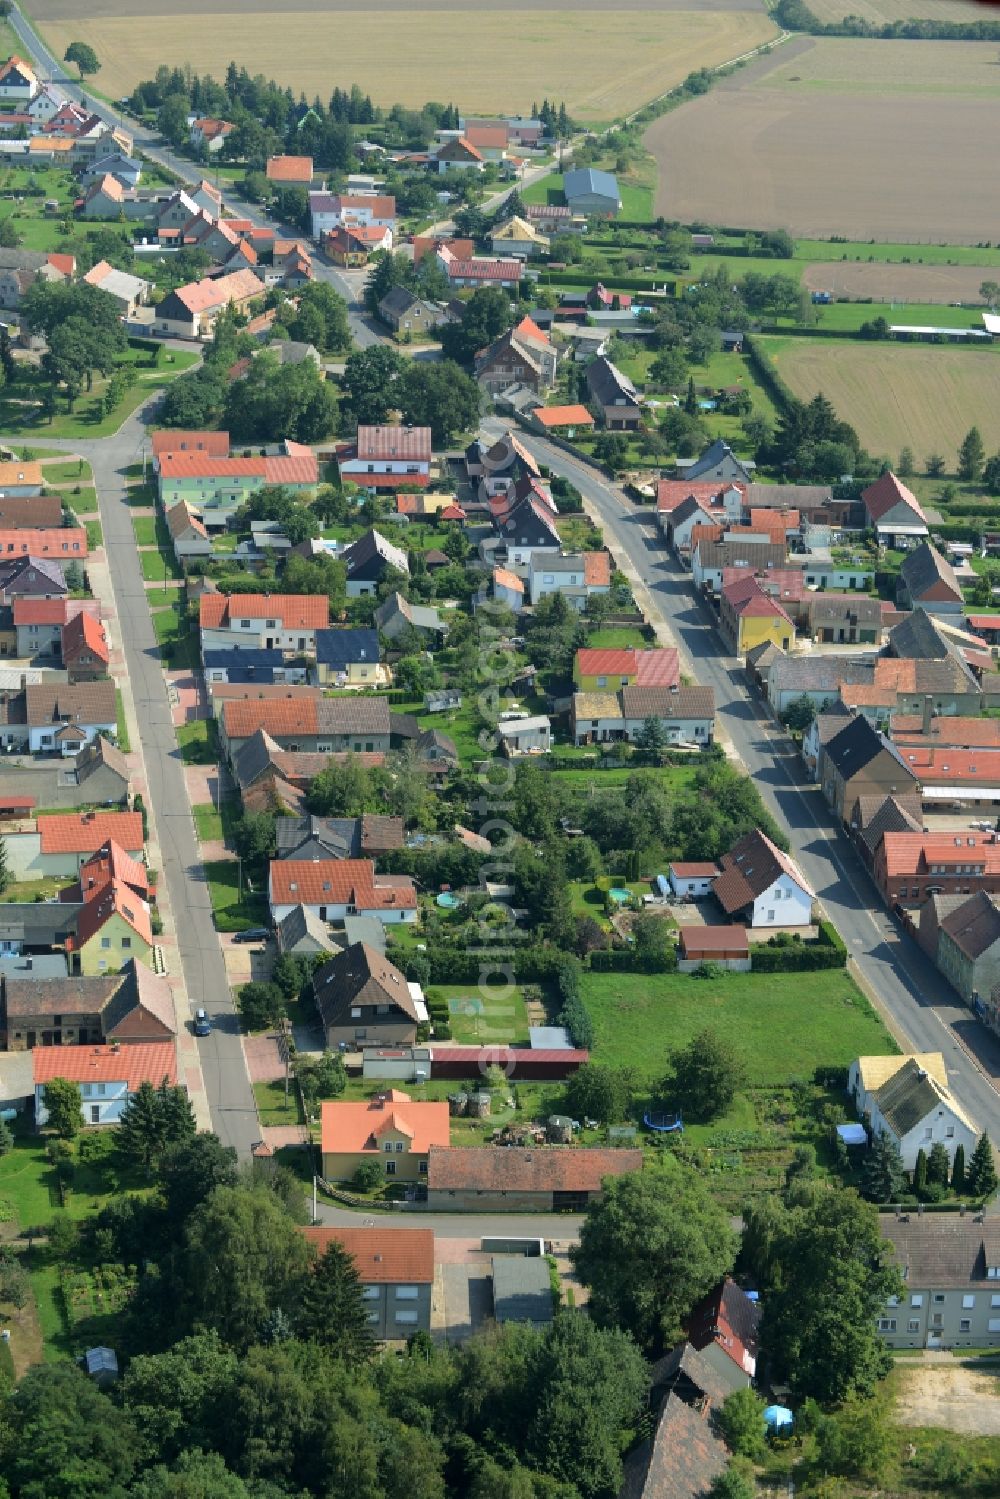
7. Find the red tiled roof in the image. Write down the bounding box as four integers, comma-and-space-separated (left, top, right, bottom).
678, 925, 749, 957
749, 507, 800, 532
892, 717, 1000, 749
443, 257, 521, 282
464, 124, 508, 150
76, 839, 148, 900
356, 426, 432, 463
13, 597, 67, 625
713, 828, 815, 913
300, 1225, 435, 1283
881, 831, 1000, 878
656, 480, 744, 513
583, 552, 611, 587
0, 528, 87, 557
574, 646, 679, 687
533, 404, 594, 429
33, 1041, 176, 1087
200, 593, 329, 630
320, 1092, 450, 1156
426, 1144, 642, 1192
46, 252, 76, 278
222, 698, 319, 740
895, 746, 1000, 786
151, 430, 230, 459
270, 859, 417, 911
493, 566, 524, 593
670, 861, 722, 877
266, 154, 313, 182
70, 879, 152, 950
37, 811, 143, 855
863, 471, 927, 525
169, 269, 263, 315
61, 609, 108, 664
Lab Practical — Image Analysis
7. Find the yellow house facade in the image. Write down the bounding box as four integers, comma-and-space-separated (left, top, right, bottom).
720, 580, 793, 657
320, 1093, 451, 1183
75, 898, 153, 976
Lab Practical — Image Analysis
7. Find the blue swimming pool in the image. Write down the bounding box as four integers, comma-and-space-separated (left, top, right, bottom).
436, 892, 463, 909
608, 887, 631, 903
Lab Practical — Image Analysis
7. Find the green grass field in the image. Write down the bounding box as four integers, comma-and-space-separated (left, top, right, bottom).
60, 487, 98, 516
202, 858, 268, 929
175, 719, 217, 765
132, 514, 171, 548
115, 689, 130, 753
40, 459, 92, 485
423, 983, 530, 1045
582, 968, 895, 1085
812, 301, 983, 332
583, 625, 648, 650
139, 546, 182, 582
253, 1079, 304, 1126
151, 603, 197, 668
84, 519, 102, 551
192, 799, 240, 844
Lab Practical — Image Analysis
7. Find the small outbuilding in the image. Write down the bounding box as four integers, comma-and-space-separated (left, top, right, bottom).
83, 1346, 119, 1387
492, 1255, 554, 1327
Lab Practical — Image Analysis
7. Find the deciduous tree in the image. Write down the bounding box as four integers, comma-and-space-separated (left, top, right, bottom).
571, 1167, 737, 1351
42, 1076, 80, 1138
958, 425, 986, 482
64, 41, 100, 77
666, 1027, 747, 1122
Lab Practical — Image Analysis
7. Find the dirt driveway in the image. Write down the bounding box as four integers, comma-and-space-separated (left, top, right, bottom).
894, 1353, 1000, 1434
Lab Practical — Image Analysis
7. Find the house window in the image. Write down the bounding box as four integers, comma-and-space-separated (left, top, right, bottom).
963, 1295, 976, 1309
419, 1159, 428, 1174
910, 1295, 924, 1307
596, 676, 606, 688
394, 1141, 404, 1153
923, 1127, 933, 1140
100, 937, 111, 949
946, 1127, 955, 1139
932, 1313, 943, 1328
394, 1310, 418, 1325
991, 1295, 1000, 1308
961, 1319, 972, 1333
121, 938, 131, 950
90, 1105, 100, 1123
395, 1287, 419, 1300
361, 1287, 380, 1301
877, 1318, 896, 1332
385, 1159, 396, 1176
907, 1318, 920, 1332
933, 1294, 945, 1304
383, 1143, 393, 1154
367, 1311, 380, 1324
990, 1318, 1000, 1332
351, 1008, 361, 1018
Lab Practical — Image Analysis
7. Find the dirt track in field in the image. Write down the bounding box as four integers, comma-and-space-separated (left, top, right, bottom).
894, 1356, 1000, 1435
802, 262, 1000, 302
644, 37, 1000, 243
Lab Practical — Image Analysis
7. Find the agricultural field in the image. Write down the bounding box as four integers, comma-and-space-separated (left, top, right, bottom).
762, 334, 1000, 458
27, 0, 777, 121
802, 261, 1000, 303
645, 37, 1000, 241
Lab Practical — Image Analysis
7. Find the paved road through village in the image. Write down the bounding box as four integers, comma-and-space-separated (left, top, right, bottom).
499, 423, 1000, 1141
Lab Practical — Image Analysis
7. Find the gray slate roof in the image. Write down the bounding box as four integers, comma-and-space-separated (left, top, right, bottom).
620, 685, 715, 721
491, 1256, 554, 1326
312, 942, 418, 1029
585, 356, 638, 407
889, 609, 950, 662
853, 793, 923, 856
938, 889, 1000, 960
874, 1057, 945, 1137
880, 1211, 1000, 1289
900, 543, 962, 603
620, 1393, 728, 1499
823, 715, 917, 782
769, 655, 873, 695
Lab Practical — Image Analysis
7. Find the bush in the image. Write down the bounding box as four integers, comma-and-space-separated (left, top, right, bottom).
558, 992, 593, 1050
353, 1160, 383, 1192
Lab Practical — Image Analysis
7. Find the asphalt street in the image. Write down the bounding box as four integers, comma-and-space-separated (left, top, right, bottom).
25, 416, 262, 1159
503, 425, 1000, 1139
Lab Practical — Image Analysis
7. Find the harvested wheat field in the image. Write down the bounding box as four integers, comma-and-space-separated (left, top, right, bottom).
807, 0, 983, 22
31, 4, 776, 120
645, 37, 1000, 241
764, 336, 1000, 457
802, 262, 1000, 302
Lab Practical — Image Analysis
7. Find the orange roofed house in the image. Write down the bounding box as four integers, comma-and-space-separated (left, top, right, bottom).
154, 268, 264, 340
266, 154, 314, 184
157, 441, 317, 521
300, 1226, 435, 1337
199, 592, 329, 655
574, 645, 679, 692
268, 859, 417, 927
320, 1090, 450, 1182
34, 1041, 177, 1129
338, 425, 432, 490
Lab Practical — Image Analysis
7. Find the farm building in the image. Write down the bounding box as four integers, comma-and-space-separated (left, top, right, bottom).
425, 1144, 642, 1211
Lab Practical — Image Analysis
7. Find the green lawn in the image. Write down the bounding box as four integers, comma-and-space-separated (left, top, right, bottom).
423, 983, 531, 1045
140, 546, 182, 582
0, 1131, 147, 1231
192, 798, 240, 844
84, 520, 103, 552
0, 351, 199, 440
152, 604, 197, 668
584, 625, 649, 650
794, 237, 1000, 268
202, 858, 268, 930
582, 968, 895, 1085
811, 301, 982, 333
115, 689, 130, 753
520, 171, 565, 207
60, 487, 99, 516
132, 514, 171, 548
176, 719, 218, 765
0, 876, 71, 904
253, 1079, 304, 1126
41, 460, 93, 485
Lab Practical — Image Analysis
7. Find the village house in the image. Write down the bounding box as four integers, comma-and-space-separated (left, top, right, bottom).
433, 136, 485, 173
712, 827, 814, 929
897, 542, 965, 614
489, 215, 550, 258
850, 1052, 976, 1172
12, 597, 100, 660
153, 268, 264, 340
492, 565, 524, 612
474, 315, 558, 395
338, 426, 432, 491
33, 1040, 178, 1128
374, 591, 448, 642
156, 442, 317, 519
571, 685, 715, 749
436, 244, 522, 291
275, 814, 403, 862
620, 1393, 729, 1499
573, 646, 679, 692
219, 695, 392, 759
820, 715, 921, 825
0, 736, 128, 815
300, 1226, 434, 1338
692, 540, 787, 595
341, 528, 410, 597
324, 223, 393, 266
528, 550, 611, 610
719, 574, 794, 656
83, 260, 151, 318
878, 1212, 1000, 1349
320, 1089, 447, 1182
189, 117, 234, 153
529, 405, 595, 438
874, 830, 1000, 908
861, 470, 929, 548
313, 627, 385, 686
678, 439, 754, 485
198, 592, 329, 656
493, 492, 561, 565
266, 154, 313, 185
668, 861, 722, 898
0, 249, 74, 310
0, 55, 38, 103
918, 889, 1000, 1007
2, 958, 174, 1051
22, 681, 117, 756
308, 191, 395, 239
268, 860, 418, 928
497, 715, 552, 757
3, 810, 143, 881
377, 287, 448, 336
425, 1144, 641, 1212
61, 611, 109, 683
585, 356, 642, 429
849, 791, 923, 867
311, 944, 426, 1051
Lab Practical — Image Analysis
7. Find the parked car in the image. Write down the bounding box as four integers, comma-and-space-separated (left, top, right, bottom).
232, 927, 270, 944
194, 1009, 211, 1036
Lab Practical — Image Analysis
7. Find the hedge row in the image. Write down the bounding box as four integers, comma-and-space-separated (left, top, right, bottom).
588, 949, 676, 974
743, 333, 796, 416
750, 919, 848, 973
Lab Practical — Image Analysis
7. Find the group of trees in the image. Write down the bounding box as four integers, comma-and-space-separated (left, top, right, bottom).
340, 343, 481, 443
21, 279, 127, 412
